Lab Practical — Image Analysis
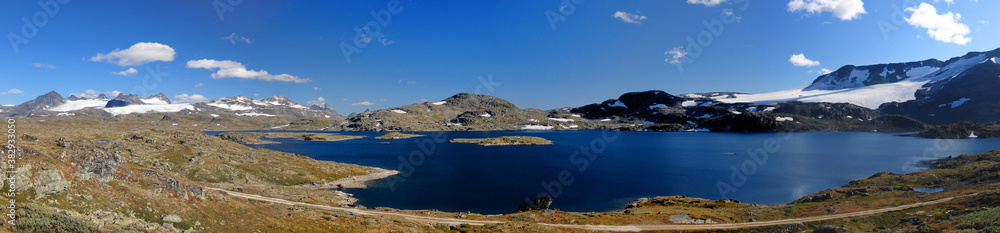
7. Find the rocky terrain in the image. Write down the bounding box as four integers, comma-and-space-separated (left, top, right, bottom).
337, 93, 608, 131
216, 132, 365, 144
1, 92, 343, 120
566, 90, 929, 133
914, 121, 1000, 139
3, 115, 999, 232
449, 136, 554, 146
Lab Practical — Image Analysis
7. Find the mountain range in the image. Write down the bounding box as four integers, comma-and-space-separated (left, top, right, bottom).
3, 47, 998, 131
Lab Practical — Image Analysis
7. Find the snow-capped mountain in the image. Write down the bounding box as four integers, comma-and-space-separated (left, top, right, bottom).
4, 92, 342, 119
184, 95, 342, 119
709, 48, 1000, 114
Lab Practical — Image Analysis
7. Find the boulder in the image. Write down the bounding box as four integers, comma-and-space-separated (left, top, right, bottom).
34, 169, 71, 196
163, 214, 182, 223
517, 196, 553, 212
626, 198, 650, 208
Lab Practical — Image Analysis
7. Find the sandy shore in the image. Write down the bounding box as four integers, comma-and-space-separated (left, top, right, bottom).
293, 168, 400, 190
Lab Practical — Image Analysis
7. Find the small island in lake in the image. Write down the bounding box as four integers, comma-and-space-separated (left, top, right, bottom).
218, 132, 365, 144
449, 136, 553, 146
375, 132, 425, 139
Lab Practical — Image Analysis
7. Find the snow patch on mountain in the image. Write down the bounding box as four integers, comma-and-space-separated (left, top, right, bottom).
715, 54, 989, 109
49, 99, 109, 112
681, 100, 697, 107
391, 109, 406, 114
237, 112, 275, 117
102, 104, 195, 115
951, 97, 971, 108
521, 125, 554, 130
206, 103, 253, 111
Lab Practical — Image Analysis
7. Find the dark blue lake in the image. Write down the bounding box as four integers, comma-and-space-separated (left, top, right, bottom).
206, 130, 1000, 214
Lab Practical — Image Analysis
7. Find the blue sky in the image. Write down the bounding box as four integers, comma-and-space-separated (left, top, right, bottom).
1, 0, 997, 113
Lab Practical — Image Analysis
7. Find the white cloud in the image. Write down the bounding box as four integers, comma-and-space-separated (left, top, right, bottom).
613, 11, 647, 24
789, 53, 821, 67
222, 33, 253, 45
89, 42, 176, 66
981, 20, 989, 25
173, 94, 209, 103
665, 47, 688, 65
32, 63, 55, 69
787, 0, 867, 21
307, 97, 326, 106
71, 90, 122, 99
111, 68, 138, 76
687, 0, 727, 7
351, 100, 375, 106
186, 59, 311, 83
905, 3, 971, 45
313, 87, 322, 91
809, 68, 833, 74
6, 89, 24, 94
195, 83, 205, 88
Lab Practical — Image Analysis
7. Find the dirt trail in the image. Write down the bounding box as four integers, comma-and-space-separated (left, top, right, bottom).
206, 187, 970, 232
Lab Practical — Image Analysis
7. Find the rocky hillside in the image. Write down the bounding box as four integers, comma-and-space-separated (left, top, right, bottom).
185, 95, 344, 120
568, 90, 928, 132
2, 92, 343, 120
914, 121, 1000, 139
881, 49, 1000, 124
339, 93, 608, 131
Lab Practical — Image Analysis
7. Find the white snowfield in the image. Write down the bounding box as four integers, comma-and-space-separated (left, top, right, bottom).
521, 125, 554, 130
391, 109, 407, 114
103, 104, 195, 115
711, 54, 988, 109
48, 99, 195, 115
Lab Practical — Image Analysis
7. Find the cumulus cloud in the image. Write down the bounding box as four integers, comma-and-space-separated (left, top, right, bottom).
173, 94, 209, 103
905, 3, 971, 45
195, 83, 205, 88
111, 68, 138, 76
351, 100, 375, 106
6, 89, 24, 94
71, 90, 122, 99
687, 0, 727, 7
186, 59, 311, 83
307, 97, 327, 106
789, 53, 821, 67
89, 42, 176, 66
665, 47, 688, 65
313, 87, 322, 91
788, 0, 867, 21
613, 11, 647, 24
32, 63, 55, 69
222, 33, 253, 45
